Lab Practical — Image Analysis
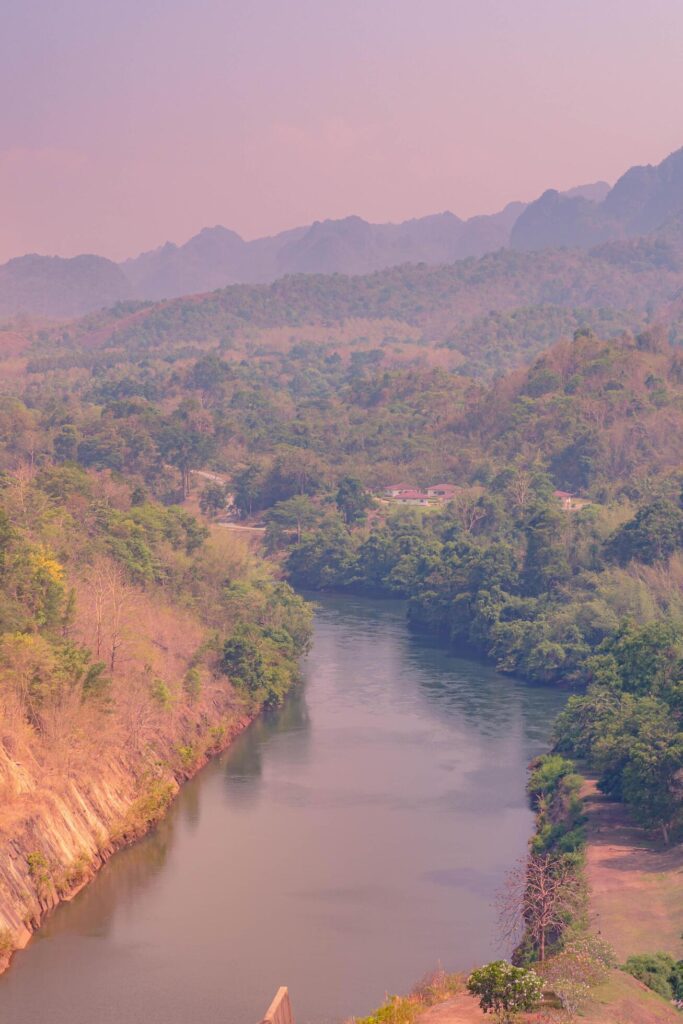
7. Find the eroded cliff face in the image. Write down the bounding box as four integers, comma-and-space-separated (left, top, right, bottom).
0, 704, 252, 972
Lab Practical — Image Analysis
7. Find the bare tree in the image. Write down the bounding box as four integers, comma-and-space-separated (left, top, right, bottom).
497, 852, 582, 962
86, 560, 135, 676
509, 470, 533, 515
451, 490, 487, 533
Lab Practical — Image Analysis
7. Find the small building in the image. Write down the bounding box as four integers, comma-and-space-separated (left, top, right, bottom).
554, 489, 591, 512
426, 484, 459, 499
382, 482, 459, 505
390, 489, 432, 506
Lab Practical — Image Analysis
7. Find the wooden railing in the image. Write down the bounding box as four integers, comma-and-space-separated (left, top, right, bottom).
259, 987, 294, 1024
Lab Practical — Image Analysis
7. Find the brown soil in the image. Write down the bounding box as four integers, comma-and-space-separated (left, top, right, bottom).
417, 992, 485, 1024
582, 779, 683, 961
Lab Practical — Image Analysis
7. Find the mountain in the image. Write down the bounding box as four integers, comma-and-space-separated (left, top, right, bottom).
118, 186, 611, 300
0, 254, 129, 318
121, 204, 527, 301
2, 146, 681, 319
511, 147, 683, 250
64, 226, 683, 379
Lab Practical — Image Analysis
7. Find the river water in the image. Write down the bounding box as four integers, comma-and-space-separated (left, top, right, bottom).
0, 594, 565, 1024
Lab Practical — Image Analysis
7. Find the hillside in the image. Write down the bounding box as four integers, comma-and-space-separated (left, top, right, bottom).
121, 204, 528, 300
0, 462, 311, 970
0, 255, 129, 318
55, 233, 683, 378
0, 181, 610, 316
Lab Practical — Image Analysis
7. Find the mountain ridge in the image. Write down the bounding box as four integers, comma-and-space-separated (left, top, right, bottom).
0, 181, 609, 317
512, 146, 683, 250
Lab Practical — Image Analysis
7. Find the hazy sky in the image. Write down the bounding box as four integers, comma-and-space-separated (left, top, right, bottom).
2, 0, 683, 262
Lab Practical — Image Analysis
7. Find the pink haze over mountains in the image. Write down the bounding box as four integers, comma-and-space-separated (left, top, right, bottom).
1, 0, 683, 263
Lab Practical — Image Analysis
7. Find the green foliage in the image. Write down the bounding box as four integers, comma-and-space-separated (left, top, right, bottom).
151, 677, 173, 709
608, 498, 683, 566
183, 667, 202, 704
623, 952, 680, 1001
176, 744, 196, 771
527, 755, 575, 807
466, 961, 542, 1021
199, 482, 228, 517
264, 495, 320, 548
27, 852, 52, 894
118, 780, 176, 838
336, 476, 373, 524
220, 618, 306, 707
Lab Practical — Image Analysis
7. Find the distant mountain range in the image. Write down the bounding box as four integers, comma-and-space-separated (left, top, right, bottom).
3, 145, 683, 318
511, 147, 683, 250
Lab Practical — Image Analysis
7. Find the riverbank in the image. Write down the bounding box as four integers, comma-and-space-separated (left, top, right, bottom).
0, 695, 255, 974
0, 592, 565, 1024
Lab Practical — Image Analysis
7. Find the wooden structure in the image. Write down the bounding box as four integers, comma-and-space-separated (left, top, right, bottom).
259, 987, 294, 1024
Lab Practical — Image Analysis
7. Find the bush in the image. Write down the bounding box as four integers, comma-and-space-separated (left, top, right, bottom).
467, 961, 542, 1021
527, 754, 575, 807
27, 851, 52, 895
624, 952, 675, 1000
183, 667, 202, 704
355, 968, 459, 1024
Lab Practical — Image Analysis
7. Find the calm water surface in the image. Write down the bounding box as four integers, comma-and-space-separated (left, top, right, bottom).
0, 594, 565, 1024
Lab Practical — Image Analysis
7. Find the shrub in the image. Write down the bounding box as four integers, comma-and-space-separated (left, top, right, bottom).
624, 952, 675, 1000
27, 851, 52, 895
151, 677, 173, 709
183, 667, 202, 704
527, 754, 578, 807
177, 744, 196, 771
467, 961, 542, 1021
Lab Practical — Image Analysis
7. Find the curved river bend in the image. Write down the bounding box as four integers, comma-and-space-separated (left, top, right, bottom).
0, 594, 565, 1024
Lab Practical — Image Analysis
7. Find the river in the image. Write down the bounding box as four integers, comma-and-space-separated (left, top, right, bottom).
0, 594, 565, 1024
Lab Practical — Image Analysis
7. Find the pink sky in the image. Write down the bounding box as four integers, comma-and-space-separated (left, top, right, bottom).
1, 0, 682, 263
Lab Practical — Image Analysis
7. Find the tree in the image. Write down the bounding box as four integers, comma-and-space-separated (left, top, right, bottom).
336, 476, 373, 524
620, 730, 683, 844
264, 495, 319, 546
497, 853, 582, 962
221, 628, 267, 695
199, 482, 228, 518
158, 420, 215, 498
523, 504, 571, 595
467, 961, 542, 1022
232, 462, 267, 516
608, 498, 683, 565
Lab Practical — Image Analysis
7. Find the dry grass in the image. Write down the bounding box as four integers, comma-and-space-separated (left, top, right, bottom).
582, 780, 683, 961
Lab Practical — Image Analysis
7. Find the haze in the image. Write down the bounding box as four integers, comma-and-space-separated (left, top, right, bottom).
2, 0, 683, 264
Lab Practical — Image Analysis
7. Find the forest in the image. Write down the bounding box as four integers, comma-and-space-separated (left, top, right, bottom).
0, 299, 681, 977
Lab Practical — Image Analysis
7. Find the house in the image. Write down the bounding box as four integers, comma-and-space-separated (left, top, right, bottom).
554, 489, 591, 512
381, 482, 460, 506
389, 489, 432, 506
426, 484, 459, 499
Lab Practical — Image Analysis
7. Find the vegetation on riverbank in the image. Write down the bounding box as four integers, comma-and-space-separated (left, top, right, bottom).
0, 463, 311, 969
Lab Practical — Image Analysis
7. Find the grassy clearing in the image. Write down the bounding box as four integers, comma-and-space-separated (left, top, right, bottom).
583, 780, 683, 962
